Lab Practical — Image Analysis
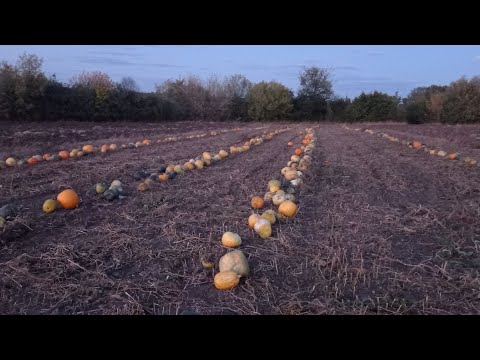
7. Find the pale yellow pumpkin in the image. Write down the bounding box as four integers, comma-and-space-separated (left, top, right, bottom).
221, 232, 242, 248
219, 250, 249, 277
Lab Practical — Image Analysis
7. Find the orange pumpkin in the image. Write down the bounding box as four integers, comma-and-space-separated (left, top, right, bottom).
59, 151, 70, 159
43, 154, 51, 160
412, 141, 422, 149
294, 148, 303, 156
251, 196, 264, 209
278, 200, 297, 217
158, 174, 168, 182
27, 157, 38, 165
100, 144, 109, 152
287, 142, 293, 146
82, 145, 94, 152
143, 139, 151, 145
57, 189, 80, 209
302, 139, 310, 145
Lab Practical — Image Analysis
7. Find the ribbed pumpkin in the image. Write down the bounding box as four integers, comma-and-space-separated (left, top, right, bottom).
214, 271, 240, 290
57, 189, 80, 209
219, 250, 249, 277
251, 196, 264, 209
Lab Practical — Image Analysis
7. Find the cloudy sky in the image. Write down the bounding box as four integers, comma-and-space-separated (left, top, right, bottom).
1, 45, 479, 97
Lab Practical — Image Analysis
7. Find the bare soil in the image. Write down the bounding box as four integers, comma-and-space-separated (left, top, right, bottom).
1, 121, 479, 314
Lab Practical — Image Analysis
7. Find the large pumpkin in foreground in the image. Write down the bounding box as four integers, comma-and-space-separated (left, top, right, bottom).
57, 189, 80, 209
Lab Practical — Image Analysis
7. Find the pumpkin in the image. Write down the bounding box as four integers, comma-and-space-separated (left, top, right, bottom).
184, 162, 195, 170
174, 165, 184, 174
71, 149, 79, 157
230, 146, 238, 154
429, 149, 437, 155
42, 154, 51, 160
437, 151, 447, 157
214, 271, 240, 290
284, 169, 298, 181
5, 157, 17, 167
281, 167, 291, 175
59, 151, 70, 159
166, 165, 175, 173
284, 194, 296, 202
203, 159, 212, 166
195, 160, 204, 170
143, 139, 151, 145
470, 160, 478, 166
78, 151, 85, 157
272, 194, 286, 206
219, 250, 249, 277
275, 190, 285, 196
57, 189, 80, 209
95, 183, 107, 194
291, 178, 303, 186
218, 150, 228, 158
291, 155, 300, 162
202, 260, 214, 269
202, 152, 212, 160
110, 180, 122, 189
254, 219, 272, 238
0, 216, 5, 228
251, 196, 264, 209
83, 145, 94, 152
302, 139, 310, 145
447, 153, 459, 160
138, 182, 149, 192
100, 144, 109, 153
268, 179, 281, 192
286, 187, 295, 194
248, 213, 261, 228
264, 191, 275, 202
135, 141, 143, 148
294, 148, 303, 156
158, 174, 168, 182
213, 154, 221, 161
412, 141, 422, 149
287, 141, 293, 146
42, 199, 58, 213
221, 232, 242, 248
278, 200, 297, 217
27, 157, 38, 165
144, 178, 154, 187
242, 145, 250, 151
110, 144, 118, 150
261, 210, 277, 225
275, 212, 287, 223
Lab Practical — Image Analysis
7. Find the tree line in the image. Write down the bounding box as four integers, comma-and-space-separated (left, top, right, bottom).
0, 53, 479, 123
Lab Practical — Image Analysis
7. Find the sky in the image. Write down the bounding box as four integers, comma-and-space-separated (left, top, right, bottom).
1, 45, 480, 98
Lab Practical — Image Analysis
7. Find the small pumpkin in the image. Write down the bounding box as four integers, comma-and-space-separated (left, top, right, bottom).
447, 153, 459, 160
100, 144, 109, 153
5, 157, 17, 167
27, 157, 38, 165
203, 158, 212, 166
248, 213, 261, 228
272, 194, 286, 206
219, 250, 249, 277
195, 160, 204, 170
110, 180, 122, 189
144, 178, 154, 187
251, 196, 264, 209
284, 194, 296, 202
95, 183, 107, 194
287, 141, 293, 146
291, 178, 303, 187
57, 189, 80, 209
268, 179, 281, 192
202, 152, 212, 160
42, 154, 51, 160
143, 139, 151, 145
83, 145, 94, 152
138, 182, 149, 192
59, 151, 70, 159
184, 162, 194, 170
412, 141, 422, 149
202, 260, 214, 269
437, 151, 447, 157
109, 144, 118, 151
278, 200, 297, 217
229, 146, 238, 154
264, 191, 275, 202
284, 169, 298, 181
261, 210, 277, 225
214, 271, 241, 290
174, 165, 184, 174
291, 155, 300, 162
221, 232, 242, 248
254, 219, 272, 238
294, 148, 303, 156
158, 174, 168, 182
104, 188, 119, 201
281, 167, 291, 175
218, 150, 228, 158
42, 199, 58, 213
77, 151, 84, 157
166, 165, 175, 172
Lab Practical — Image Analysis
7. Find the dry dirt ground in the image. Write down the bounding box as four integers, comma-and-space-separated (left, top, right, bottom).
1, 121, 479, 314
